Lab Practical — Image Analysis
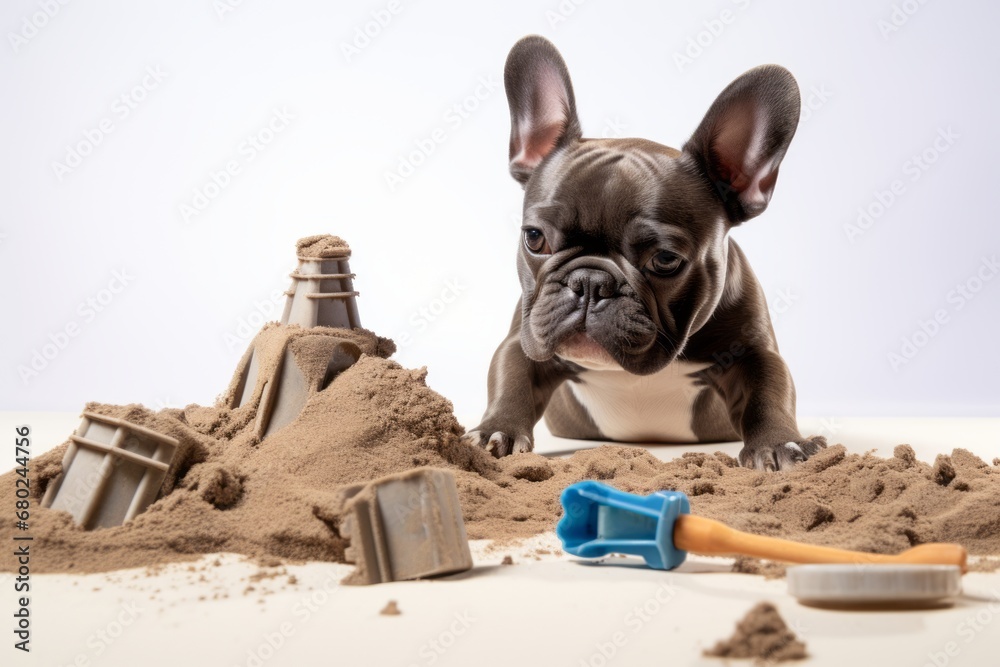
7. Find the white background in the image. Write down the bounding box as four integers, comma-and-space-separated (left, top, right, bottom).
1, 0, 997, 420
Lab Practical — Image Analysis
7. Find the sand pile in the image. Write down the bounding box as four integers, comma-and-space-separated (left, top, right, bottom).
704, 602, 807, 663
2, 323, 1000, 574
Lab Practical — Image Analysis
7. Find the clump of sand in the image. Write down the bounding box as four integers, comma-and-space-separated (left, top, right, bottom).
296, 234, 350, 257
379, 600, 401, 616
2, 324, 1000, 574
704, 602, 807, 663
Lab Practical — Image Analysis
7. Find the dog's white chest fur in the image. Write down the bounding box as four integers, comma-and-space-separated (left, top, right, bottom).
568, 361, 709, 442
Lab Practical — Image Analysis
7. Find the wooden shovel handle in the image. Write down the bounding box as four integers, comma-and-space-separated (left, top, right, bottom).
673, 514, 967, 573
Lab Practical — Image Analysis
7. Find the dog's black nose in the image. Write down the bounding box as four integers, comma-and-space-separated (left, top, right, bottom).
566, 268, 618, 303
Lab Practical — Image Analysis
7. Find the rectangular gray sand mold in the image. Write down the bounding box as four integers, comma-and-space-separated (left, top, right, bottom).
41, 412, 179, 529
341, 468, 474, 585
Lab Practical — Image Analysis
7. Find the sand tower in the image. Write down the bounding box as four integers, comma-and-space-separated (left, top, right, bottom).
230, 235, 365, 438
39, 235, 375, 531
281, 235, 361, 329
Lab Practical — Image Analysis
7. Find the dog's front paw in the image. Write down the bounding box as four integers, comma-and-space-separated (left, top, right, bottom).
462, 425, 533, 458
738, 435, 827, 471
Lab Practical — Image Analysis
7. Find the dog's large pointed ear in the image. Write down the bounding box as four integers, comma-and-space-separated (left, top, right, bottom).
683, 65, 800, 224
504, 35, 582, 185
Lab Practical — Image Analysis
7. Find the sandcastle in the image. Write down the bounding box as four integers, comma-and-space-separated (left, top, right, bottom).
43, 236, 370, 528
232, 235, 365, 437
35, 234, 475, 581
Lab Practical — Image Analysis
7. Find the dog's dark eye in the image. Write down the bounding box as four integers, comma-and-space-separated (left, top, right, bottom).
523, 228, 550, 255
646, 251, 684, 276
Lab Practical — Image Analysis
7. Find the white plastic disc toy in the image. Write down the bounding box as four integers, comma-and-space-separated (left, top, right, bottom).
787, 564, 962, 606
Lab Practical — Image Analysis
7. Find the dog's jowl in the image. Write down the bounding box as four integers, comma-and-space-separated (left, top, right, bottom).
463, 36, 826, 471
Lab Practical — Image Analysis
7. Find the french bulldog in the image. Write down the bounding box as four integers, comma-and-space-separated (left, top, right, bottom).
463, 35, 827, 471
